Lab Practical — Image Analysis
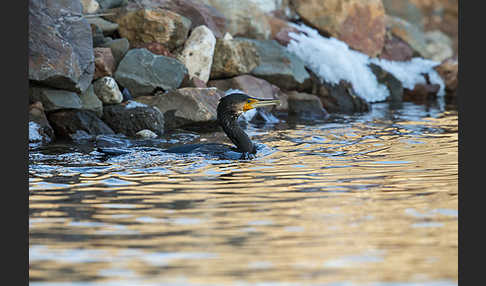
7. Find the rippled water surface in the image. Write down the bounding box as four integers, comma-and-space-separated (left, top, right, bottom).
29, 100, 458, 286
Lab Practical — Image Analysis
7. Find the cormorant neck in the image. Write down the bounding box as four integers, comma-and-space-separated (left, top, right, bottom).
218, 112, 256, 154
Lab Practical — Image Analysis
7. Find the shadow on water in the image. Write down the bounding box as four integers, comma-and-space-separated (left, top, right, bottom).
29, 99, 458, 286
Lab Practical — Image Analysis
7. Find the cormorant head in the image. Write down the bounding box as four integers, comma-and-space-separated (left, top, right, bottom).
217, 89, 281, 119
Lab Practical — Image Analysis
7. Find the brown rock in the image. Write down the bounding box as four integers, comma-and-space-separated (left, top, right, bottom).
135, 88, 224, 130
94, 47, 116, 79
287, 91, 329, 120
317, 80, 370, 114
116, 8, 191, 51
48, 110, 115, 139
208, 75, 281, 101
291, 0, 386, 57
29, 101, 55, 144
385, 15, 429, 58
129, 0, 228, 38
267, 15, 301, 46
180, 74, 208, 88
434, 58, 458, 92
132, 42, 174, 57
209, 34, 260, 79
403, 83, 440, 102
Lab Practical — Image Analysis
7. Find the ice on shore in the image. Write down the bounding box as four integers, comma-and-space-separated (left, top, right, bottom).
286, 24, 445, 103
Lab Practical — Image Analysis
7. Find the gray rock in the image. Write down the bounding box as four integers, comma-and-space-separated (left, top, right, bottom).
318, 80, 370, 114
368, 63, 403, 103
287, 91, 329, 120
48, 109, 115, 138
93, 76, 123, 104
102, 101, 165, 137
101, 38, 130, 67
29, 0, 94, 93
29, 87, 82, 112
86, 17, 119, 36
114, 48, 188, 97
79, 84, 104, 117
135, 87, 224, 130
237, 38, 311, 91
97, 0, 127, 9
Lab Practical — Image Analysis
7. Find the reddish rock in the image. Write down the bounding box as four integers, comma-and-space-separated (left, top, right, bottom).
93, 47, 116, 79
380, 33, 414, 61
403, 83, 440, 101
132, 42, 175, 57
267, 15, 301, 46
292, 0, 386, 57
180, 74, 208, 88
29, 101, 55, 144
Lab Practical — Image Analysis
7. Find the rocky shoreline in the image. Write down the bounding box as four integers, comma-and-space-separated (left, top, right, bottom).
29, 0, 458, 146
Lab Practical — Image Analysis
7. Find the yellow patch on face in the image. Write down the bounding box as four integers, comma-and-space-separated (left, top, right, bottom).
243, 99, 258, 111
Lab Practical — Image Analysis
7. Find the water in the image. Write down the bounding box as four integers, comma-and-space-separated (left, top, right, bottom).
29, 100, 458, 286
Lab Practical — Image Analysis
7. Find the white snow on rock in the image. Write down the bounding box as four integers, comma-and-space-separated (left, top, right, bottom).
286, 24, 445, 103
125, 100, 148, 109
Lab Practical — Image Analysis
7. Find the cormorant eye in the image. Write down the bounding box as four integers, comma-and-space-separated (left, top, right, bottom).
247, 100, 252, 103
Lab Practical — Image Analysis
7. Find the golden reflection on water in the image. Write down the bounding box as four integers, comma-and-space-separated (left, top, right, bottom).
29, 108, 458, 285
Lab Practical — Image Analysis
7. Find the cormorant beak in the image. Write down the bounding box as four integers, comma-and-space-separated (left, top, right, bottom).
243, 98, 281, 111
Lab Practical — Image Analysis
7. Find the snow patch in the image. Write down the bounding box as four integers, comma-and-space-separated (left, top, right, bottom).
125, 100, 147, 109
286, 24, 445, 103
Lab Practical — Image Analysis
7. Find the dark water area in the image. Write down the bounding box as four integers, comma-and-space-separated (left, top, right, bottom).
29, 98, 458, 286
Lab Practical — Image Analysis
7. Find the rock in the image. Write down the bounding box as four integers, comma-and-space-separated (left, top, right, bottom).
180, 74, 208, 88
81, 0, 100, 14
385, 15, 430, 58
208, 75, 281, 102
237, 38, 312, 91
86, 17, 119, 36
100, 38, 130, 67
132, 42, 174, 57
368, 63, 403, 103
93, 76, 123, 104
382, 0, 424, 30
403, 83, 440, 101
91, 24, 111, 47
97, 0, 127, 9
136, 129, 158, 139
29, 102, 55, 144
79, 84, 104, 117
29, 0, 94, 93
198, 0, 271, 39
380, 33, 414, 62
93, 47, 116, 79
267, 15, 301, 47
116, 8, 192, 51
291, 0, 386, 57
114, 48, 188, 97
287, 91, 329, 120
134, 0, 228, 38
48, 110, 115, 138
176, 25, 216, 83
434, 58, 458, 93
29, 87, 82, 112
318, 80, 370, 114
135, 87, 224, 130
209, 34, 260, 79
102, 101, 165, 136
424, 30, 454, 63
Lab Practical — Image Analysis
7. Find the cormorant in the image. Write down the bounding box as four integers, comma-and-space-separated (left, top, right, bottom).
165, 89, 281, 159
97, 90, 280, 160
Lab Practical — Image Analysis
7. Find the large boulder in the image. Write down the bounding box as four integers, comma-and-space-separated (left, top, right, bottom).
198, 0, 271, 39
176, 25, 216, 83
29, 102, 55, 145
29, 0, 94, 93
116, 8, 192, 51
29, 87, 82, 112
237, 38, 312, 91
291, 0, 386, 57
102, 101, 165, 136
209, 33, 260, 79
135, 87, 224, 130
48, 110, 115, 139
114, 48, 188, 97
